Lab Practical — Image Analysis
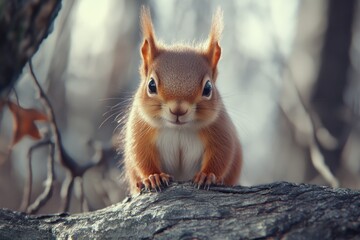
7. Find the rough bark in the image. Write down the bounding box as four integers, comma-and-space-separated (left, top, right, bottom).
0, 0, 62, 95
1, 182, 360, 239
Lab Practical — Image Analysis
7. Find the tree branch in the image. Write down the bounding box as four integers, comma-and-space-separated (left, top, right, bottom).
29, 60, 106, 213
26, 141, 55, 214
1, 182, 359, 239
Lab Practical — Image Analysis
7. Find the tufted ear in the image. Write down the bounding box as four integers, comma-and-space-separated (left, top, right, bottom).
140, 6, 158, 75
205, 8, 223, 75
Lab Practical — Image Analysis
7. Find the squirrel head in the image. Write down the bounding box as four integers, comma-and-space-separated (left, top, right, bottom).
137, 6, 224, 129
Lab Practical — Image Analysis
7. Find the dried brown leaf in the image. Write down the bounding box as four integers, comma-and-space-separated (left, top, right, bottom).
7, 101, 48, 146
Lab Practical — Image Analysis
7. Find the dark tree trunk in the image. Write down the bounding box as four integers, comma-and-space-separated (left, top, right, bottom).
0, 0, 62, 95
311, 0, 357, 171
0, 182, 359, 239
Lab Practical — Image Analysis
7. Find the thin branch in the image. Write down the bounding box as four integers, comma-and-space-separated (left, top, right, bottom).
75, 177, 88, 213
309, 144, 339, 188
279, 103, 339, 188
61, 172, 74, 213
29, 60, 111, 213
20, 140, 54, 212
27, 141, 55, 214
12, 88, 20, 106
29, 60, 61, 156
20, 146, 33, 212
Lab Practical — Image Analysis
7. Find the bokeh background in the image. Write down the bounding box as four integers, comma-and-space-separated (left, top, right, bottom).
1, 0, 360, 214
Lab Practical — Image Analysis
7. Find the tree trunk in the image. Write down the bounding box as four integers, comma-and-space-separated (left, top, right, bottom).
0, 182, 359, 239
0, 0, 62, 95
311, 0, 356, 171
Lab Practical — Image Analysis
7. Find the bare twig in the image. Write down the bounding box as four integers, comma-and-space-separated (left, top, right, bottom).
61, 172, 74, 212
27, 141, 55, 214
12, 88, 20, 106
278, 61, 339, 188
279, 75, 339, 188
20, 140, 51, 212
309, 144, 339, 187
29, 60, 112, 213
75, 177, 88, 213
20, 145, 33, 212
279, 101, 339, 188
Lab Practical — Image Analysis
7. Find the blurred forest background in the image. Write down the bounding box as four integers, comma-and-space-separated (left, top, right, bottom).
1, 0, 360, 214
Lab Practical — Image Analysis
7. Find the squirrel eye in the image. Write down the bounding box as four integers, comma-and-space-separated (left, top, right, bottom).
148, 78, 157, 94
202, 80, 212, 97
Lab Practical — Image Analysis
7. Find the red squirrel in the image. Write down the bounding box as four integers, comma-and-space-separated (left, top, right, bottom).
123, 7, 242, 194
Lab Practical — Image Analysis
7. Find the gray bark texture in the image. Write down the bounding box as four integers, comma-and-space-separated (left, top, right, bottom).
1, 182, 360, 240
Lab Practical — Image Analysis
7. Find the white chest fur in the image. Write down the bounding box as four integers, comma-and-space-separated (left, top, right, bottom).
156, 128, 204, 181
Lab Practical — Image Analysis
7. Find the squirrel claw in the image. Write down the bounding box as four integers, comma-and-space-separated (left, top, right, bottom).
160, 173, 172, 186
142, 179, 151, 191
193, 172, 217, 190
138, 173, 172, 192
204, 184, 211, 190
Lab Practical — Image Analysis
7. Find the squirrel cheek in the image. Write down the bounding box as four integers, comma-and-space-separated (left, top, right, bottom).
139, 96, 162, 118
195, 101, 219, 124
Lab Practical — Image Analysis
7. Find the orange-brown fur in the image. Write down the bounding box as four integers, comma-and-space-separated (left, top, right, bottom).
123, 6, 242, 194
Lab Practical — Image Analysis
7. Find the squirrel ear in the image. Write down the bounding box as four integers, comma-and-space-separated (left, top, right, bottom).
140, 6, 158, 75
205, 7, 223, 74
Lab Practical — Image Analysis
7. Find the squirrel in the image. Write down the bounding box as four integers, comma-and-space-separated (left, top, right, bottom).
123, 6, 242, 195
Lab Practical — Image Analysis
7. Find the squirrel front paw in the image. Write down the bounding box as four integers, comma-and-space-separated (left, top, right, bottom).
193, 172, 223, 189
137, 173, 172, 192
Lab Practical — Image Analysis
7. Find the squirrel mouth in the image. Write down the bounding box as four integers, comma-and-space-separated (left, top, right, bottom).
167, 120, 187, 125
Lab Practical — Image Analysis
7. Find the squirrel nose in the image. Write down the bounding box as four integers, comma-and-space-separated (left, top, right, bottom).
170, 108, 187, 117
